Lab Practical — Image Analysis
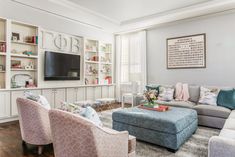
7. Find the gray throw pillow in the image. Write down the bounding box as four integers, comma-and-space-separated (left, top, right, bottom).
188, 85, 200, 103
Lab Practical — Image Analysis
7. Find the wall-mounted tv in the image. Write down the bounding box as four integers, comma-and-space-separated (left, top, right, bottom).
44, 51, 80, 80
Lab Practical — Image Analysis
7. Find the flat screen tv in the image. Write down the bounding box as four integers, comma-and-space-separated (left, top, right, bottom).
44, 51, 80, 80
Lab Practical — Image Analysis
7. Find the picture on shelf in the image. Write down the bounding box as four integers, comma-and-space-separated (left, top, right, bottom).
12, 32, 20, 41
0, 43, 6, 52
11, 60, 22, 69
0, 65, 5, 71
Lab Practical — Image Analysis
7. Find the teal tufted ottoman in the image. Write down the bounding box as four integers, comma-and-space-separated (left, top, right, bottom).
112, 107, 198, 151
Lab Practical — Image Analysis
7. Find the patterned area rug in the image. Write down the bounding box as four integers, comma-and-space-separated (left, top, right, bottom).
99, 108, 220, 157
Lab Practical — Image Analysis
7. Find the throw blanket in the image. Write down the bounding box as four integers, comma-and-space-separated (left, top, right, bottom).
175, 83, 189, 101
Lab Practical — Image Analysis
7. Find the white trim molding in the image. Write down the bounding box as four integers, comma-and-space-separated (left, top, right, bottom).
116, 0, 235, 34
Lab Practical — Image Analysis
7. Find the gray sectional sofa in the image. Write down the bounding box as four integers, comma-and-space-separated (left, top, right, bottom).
136, 85, 232, 129
134, 84, 235, 156
208, 110, 235, 157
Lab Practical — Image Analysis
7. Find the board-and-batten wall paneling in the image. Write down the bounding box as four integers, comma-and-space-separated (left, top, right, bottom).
0, 91, 10, 118
11, 89, 41, 116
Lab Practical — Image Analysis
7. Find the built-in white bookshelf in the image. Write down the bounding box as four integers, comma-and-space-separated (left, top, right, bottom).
0, 17, 114, 89
10, 21, 39, 89
84, 39, 113, 85
0, 18, 7, 89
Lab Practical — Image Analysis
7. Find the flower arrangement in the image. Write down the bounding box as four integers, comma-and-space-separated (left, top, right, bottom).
143, 90, 158, 105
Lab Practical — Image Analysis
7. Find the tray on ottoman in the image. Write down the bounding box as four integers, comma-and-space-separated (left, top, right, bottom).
112, 107, 198, 151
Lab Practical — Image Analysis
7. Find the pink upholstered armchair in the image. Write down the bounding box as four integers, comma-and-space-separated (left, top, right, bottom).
49, 109, 136, 157
16, 98, 52, 155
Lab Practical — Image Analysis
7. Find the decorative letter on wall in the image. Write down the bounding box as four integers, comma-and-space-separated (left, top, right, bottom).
41, 29, 83, 55
167, 34, 206, 69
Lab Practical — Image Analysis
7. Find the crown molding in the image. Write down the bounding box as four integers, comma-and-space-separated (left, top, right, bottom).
120, 0, 214, 25
48, 0, 120, 25
10, 0, 120, 33
116, 0, 235, 34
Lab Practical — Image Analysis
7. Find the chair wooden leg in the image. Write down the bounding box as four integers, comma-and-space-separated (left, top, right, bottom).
38, 146, 43, 155
22, 140, 26, 146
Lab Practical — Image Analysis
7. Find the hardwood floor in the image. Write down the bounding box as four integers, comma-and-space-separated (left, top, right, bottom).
0, 121, 54, 157
0, 103, 125, 157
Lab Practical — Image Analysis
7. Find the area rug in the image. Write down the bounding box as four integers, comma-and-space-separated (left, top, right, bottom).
99, 108, 220, 157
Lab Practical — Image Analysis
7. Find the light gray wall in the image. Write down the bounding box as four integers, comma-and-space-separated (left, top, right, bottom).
147, 12, 235, 87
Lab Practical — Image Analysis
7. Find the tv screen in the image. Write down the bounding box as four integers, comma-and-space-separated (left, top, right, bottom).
44, 51, 80, 80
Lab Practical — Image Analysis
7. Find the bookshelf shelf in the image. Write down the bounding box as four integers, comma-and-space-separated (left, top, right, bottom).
11, 68, 37, 71
85, 61, 99, 64
11, 54, 38, 59
11, 41, 37, 46
0, 52, 6, 56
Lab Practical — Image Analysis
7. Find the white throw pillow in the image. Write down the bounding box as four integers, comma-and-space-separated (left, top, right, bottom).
37, 95, 51, 109
199, 86, 219, 106
60, 102, 84, 113
158, 86, 174, 101
81, 107, 103, 127
24, 91, 39, 101
24, 91, 50, 109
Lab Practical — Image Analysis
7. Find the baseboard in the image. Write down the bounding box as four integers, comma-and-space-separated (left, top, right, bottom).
0, 116, 18, 124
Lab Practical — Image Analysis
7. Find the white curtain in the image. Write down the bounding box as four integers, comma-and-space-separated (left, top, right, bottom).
116, 31, 147, 101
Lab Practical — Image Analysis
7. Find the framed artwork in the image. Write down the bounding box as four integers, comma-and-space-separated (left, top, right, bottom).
167, 33, 206, 69
0, 65, 4, 71
12, 32, 20, 41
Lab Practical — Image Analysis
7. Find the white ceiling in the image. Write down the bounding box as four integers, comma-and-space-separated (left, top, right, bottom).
68, 0, 211, 23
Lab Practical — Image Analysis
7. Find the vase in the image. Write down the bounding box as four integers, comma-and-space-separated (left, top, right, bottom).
148, 102, 159, 108
148, 102, 155, 106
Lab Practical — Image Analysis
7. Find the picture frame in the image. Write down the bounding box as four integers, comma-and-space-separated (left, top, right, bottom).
166, 33, 206, 69
0, 65, 4, 71
12, 32, 20, 41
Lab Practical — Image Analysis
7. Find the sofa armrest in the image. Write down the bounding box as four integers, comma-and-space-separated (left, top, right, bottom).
209, 136, 235, 157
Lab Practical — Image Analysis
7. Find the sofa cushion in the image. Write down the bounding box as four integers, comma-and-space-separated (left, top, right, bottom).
217, 89, 235, 110
156, 100, 196, 108
219, 129, 235, 140
188, 85, 200, 103
193, 105, 231, 119
223, 118, 235, 130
